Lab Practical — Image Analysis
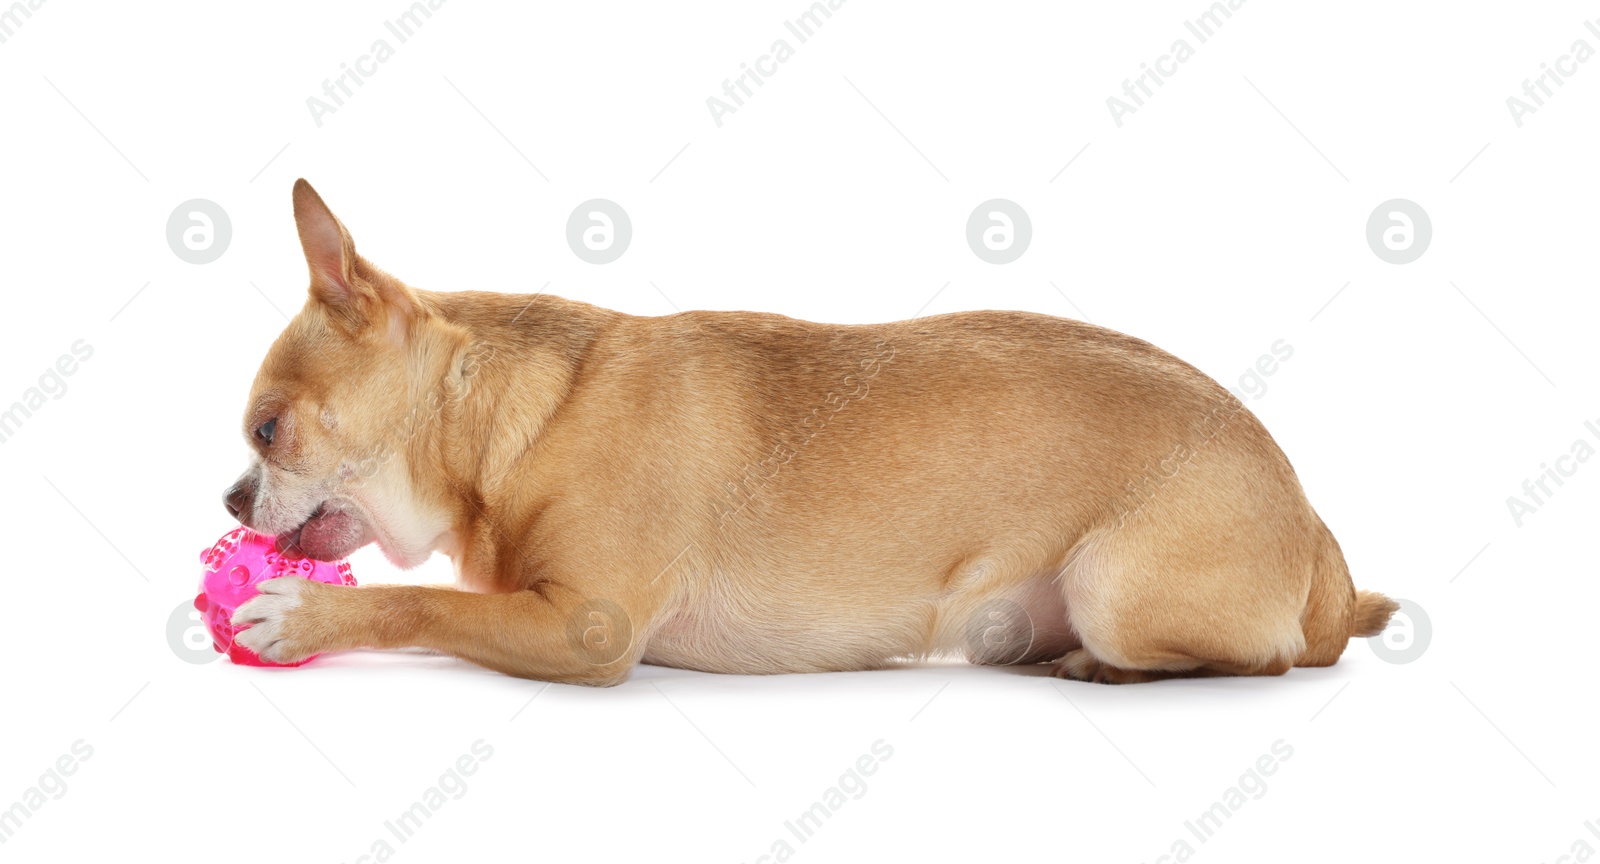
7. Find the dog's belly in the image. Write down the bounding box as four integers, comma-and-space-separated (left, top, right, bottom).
961, 570, 1081, 666
639, 594, 919, 674
639, 569, 1081, 674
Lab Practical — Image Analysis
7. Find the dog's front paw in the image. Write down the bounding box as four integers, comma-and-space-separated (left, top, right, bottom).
232, 577, 342, 664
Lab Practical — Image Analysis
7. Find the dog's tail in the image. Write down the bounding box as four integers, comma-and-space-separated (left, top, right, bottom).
1350, 590, 1400, 638
1296, 521, 1398, 666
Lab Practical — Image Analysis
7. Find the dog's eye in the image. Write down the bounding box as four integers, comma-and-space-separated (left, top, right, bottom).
254, 418, 277, 446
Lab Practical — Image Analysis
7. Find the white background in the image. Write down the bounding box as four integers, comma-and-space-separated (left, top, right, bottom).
1, 1, 1596, 861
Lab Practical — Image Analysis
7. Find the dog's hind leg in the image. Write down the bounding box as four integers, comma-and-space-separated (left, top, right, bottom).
1050, 434, 1317, 685
1050, 527, 1306, 685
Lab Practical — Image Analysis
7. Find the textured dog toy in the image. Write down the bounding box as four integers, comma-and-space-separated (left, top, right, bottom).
193, 527, 356, 667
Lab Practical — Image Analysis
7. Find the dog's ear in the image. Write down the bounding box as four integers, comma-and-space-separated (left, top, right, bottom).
292, 179, 415, 334
293, 179, 358, 300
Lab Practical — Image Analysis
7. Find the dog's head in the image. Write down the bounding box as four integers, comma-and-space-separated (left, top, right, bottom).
223, 180, 467, 567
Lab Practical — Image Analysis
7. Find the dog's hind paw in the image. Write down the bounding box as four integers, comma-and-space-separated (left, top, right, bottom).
1051, 649, 1160, 684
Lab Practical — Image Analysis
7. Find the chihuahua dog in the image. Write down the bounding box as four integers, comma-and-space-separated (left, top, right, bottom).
226, 180, 1396, 685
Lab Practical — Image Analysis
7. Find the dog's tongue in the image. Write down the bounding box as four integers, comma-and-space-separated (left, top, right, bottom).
277, 508, 363, 561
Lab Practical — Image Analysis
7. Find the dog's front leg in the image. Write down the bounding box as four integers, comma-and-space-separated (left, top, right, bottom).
232, 578, 643, 685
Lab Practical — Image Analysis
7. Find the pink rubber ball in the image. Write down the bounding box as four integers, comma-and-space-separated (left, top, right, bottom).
193, 527, 356, 667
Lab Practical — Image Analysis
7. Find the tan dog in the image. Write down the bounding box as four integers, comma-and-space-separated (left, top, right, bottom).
226, 179, 1397, 685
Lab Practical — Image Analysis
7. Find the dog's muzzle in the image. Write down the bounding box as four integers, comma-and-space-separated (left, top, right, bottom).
223, 476, 255, 521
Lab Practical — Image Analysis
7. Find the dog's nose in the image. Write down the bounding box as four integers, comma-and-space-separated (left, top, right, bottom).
223, 482, 252, 521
